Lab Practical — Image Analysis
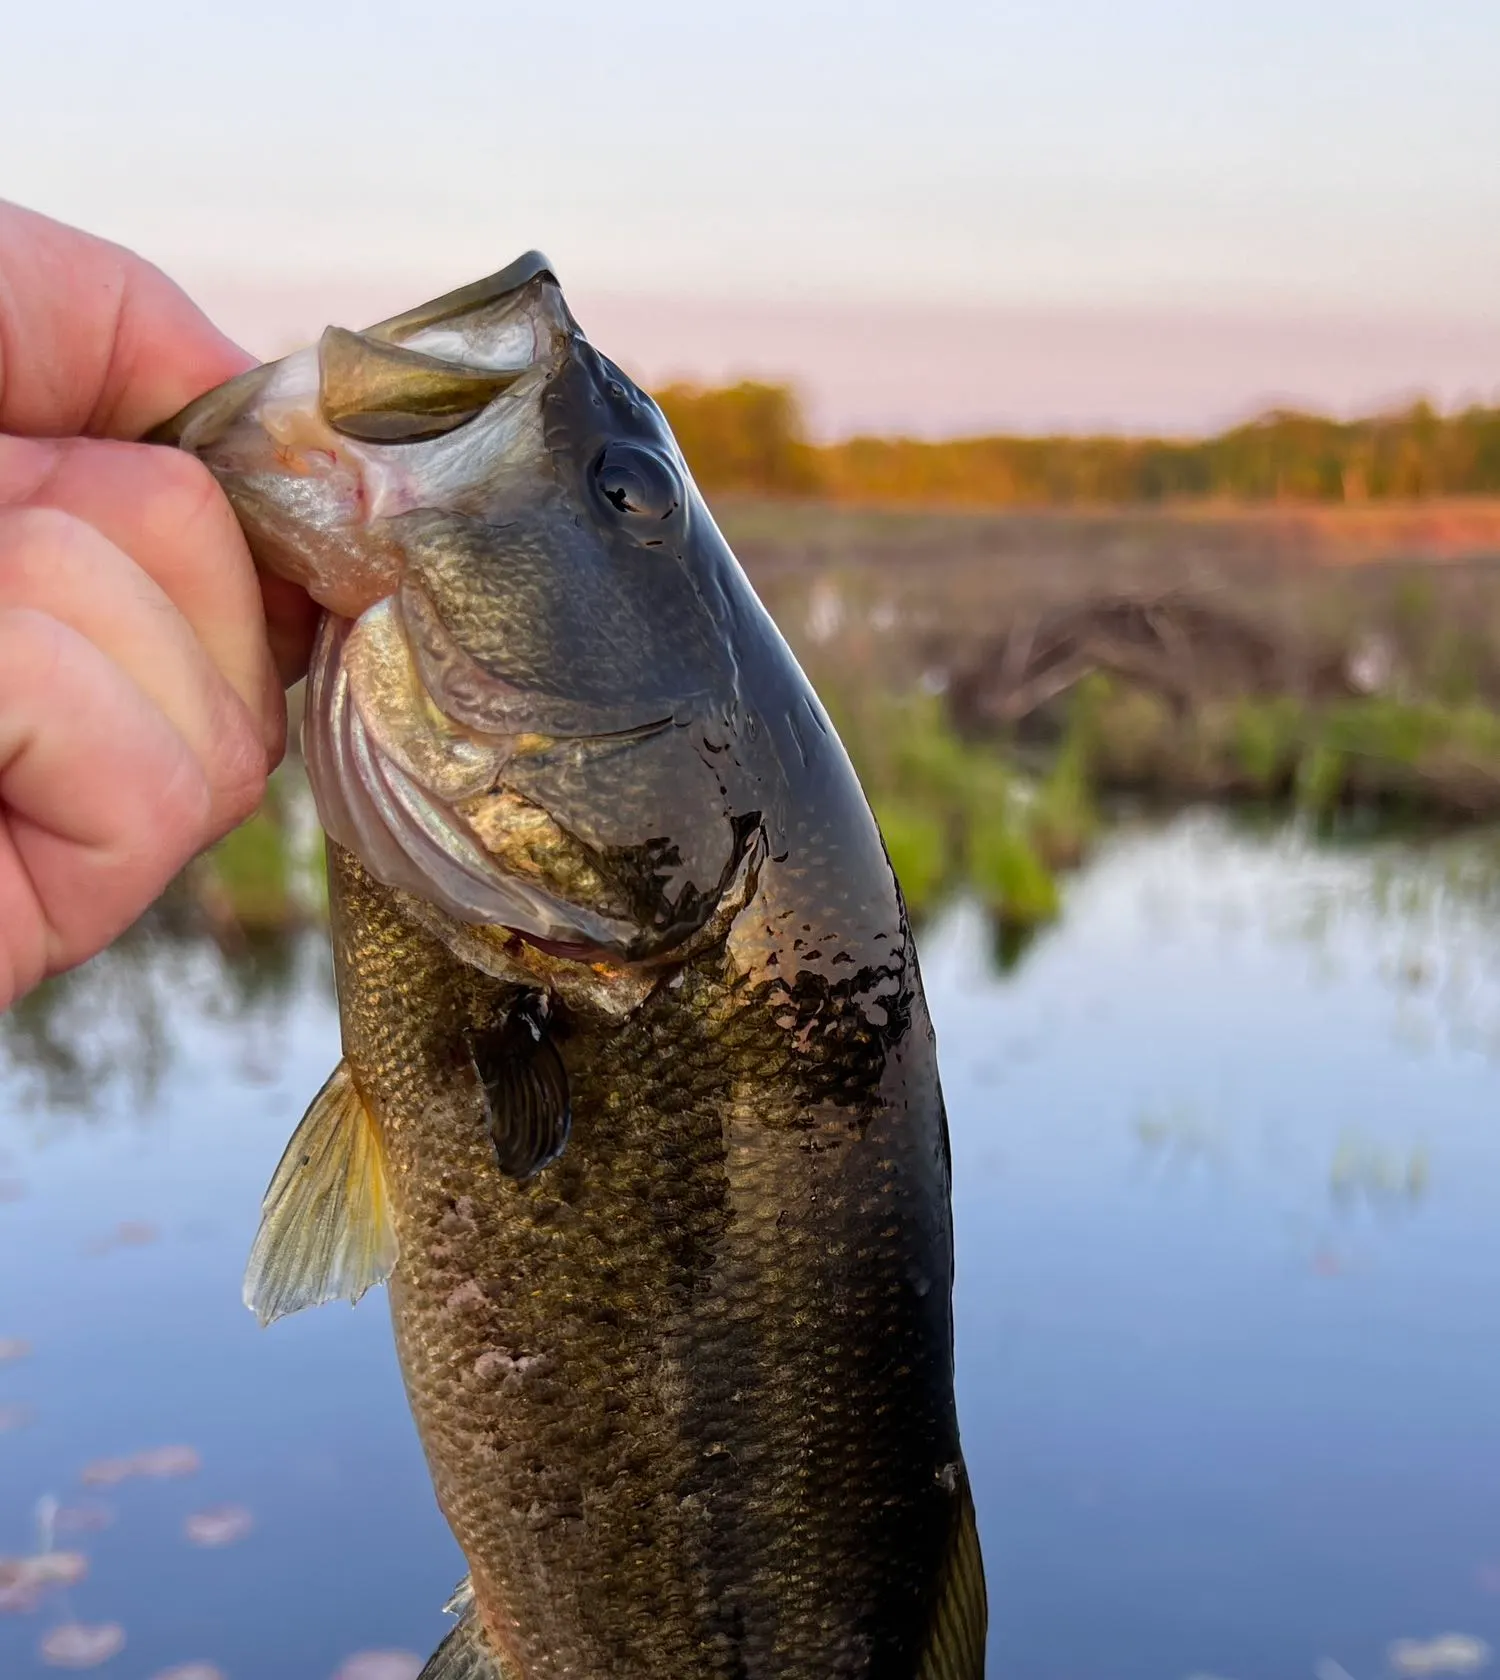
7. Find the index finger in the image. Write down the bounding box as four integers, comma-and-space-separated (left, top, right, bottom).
0, 200, 255, 440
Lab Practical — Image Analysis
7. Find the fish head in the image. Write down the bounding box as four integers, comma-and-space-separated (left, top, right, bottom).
156, 255, 810, 963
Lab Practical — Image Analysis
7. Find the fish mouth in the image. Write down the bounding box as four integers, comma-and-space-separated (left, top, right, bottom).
152, 249, 563, 455
151, 255, 577, 621
305, 602, 663, 955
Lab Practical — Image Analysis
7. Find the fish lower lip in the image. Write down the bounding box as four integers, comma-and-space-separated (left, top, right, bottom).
144, 363, 277, 451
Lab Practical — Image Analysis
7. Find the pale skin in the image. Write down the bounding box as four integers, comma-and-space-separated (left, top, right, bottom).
0, 202, 319, 1011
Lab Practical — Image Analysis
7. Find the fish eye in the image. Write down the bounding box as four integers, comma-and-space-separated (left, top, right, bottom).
591, 444, 681, 526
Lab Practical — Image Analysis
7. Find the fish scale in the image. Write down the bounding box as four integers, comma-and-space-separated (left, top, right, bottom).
328, 834, 964, 1676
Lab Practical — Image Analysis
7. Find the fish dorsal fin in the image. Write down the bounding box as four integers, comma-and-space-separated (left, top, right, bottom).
242, 1060, 398, 1327
467, 997, 571, 1182
918, 1465, 988, 1680
420, 1582, 509, 1680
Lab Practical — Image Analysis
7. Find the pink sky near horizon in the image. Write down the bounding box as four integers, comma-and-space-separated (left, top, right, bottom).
22, 0, 1490, 443
190, 274, 1500, 443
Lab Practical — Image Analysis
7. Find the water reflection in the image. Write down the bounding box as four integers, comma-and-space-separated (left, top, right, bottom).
18, 767, 1500, 1112
0, 916, 329, 1118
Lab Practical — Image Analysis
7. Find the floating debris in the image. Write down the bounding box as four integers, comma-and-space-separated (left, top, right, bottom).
332, 1654, 424, 1680
10, 1552, 87, 1587
77, 1459, 133, 1488
87, 1221, 159, 1255
184, 1505, 253, 1548
0, 1404, 35, 1431
133, 1445, 201, 1478
0, 1580, 36, 1615
1390, 1633, 1492, 1676
0, 1550, 89, 1614
39, 1621, 126, 1668
81, 1445, 200, 1486
0, 1338, 30, 1363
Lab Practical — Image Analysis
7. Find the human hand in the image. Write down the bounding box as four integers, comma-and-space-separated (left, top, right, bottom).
0, 201, 320, 1010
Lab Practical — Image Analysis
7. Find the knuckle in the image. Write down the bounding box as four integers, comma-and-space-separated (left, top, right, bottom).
0, 603, 67, 682
207, 703, 271, 833
0, 503, 90, 570
139, 443, 232, 540
147, 751, 217, 855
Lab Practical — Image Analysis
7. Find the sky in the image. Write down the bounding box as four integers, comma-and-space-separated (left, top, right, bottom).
6, 0, 1500, 435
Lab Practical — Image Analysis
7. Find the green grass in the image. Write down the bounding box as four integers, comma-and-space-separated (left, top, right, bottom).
1232, 697, 1304, 790
969, 816, 1061, 927
875, 799, 949, 914
200, 804, 292, 930
835, 686, 1072, 926
185, 676, 1500, 945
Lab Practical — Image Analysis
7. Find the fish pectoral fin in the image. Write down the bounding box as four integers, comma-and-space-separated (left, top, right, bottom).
919, 1465, 988, 1680
468, 997, 572, 1182
242, 1059, 398, 1328
420, 1591, 508, 1680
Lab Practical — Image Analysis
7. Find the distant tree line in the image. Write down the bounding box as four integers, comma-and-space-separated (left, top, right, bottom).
652, 383, 1500, 506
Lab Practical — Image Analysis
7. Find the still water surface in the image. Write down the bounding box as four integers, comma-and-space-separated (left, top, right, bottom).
2, 812, 1499, 1679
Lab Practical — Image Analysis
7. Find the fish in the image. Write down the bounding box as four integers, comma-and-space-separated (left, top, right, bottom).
152, 252, 986, 1678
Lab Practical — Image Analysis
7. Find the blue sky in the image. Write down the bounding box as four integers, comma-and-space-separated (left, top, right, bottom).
6, 1, 1500, 430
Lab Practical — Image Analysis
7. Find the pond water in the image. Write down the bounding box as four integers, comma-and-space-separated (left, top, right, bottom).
3, 811, 1500, 1679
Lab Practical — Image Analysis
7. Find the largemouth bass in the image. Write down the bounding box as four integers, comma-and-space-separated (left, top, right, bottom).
154, 254, 986, 1679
